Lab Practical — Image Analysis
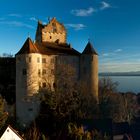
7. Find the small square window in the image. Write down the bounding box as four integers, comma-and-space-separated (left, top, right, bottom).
53, 83, 56, 88
38, 69, 41, 76
29, 57, 31, 62
91, 56, 93, 61
37, 57, 40, 63
51, 58, 54, 63
42, 69, 46, 75
42, 58, 46, 63
28, 108, 33, 111
22, 69, 27, 75
38, 82, 41, 88
51, 69, 54, 74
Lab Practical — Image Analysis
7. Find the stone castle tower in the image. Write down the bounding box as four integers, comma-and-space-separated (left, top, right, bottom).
16, 18, 98, 125
80, 42, 98, 100
36, 18, 66, 43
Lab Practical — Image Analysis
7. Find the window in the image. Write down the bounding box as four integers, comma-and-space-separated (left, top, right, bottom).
28, 108, 33, 111
51, 69, 54, 74
91, 56, 93, 61
42, 69, 46, 75
42, 82, 46, 88
52, 22, 56, 26
53, 83, 56, 88
42, 58, 46, 63
52, 23, 57, 32
51, 58, 54, 63
22, 69, 27, 75
38, 69, 41, 76
37, 57, 40, 63
50, 36, 52, 39
38, 82, 41, 88
29, 57, 31, 62
53, 28, 57, 32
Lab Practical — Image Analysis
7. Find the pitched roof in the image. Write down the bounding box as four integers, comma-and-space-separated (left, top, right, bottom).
0, 125, 24, 140
16, 38, 80, 56
82, 41, 98, 55
16, 37, 39, 55
35, 42, 80, 55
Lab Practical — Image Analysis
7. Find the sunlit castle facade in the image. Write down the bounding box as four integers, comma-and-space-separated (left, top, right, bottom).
16, 18, 98, 125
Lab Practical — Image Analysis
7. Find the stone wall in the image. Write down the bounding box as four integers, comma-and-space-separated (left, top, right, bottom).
80, 54, 98, 101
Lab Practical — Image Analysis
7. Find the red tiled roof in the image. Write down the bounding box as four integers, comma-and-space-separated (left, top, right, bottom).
16, 38, 80, 56
16, 38, 39, 55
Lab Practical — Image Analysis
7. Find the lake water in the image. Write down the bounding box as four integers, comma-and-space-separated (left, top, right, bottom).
99, 76, 140, 93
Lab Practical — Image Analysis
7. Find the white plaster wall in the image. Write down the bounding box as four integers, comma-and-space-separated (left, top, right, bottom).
16, 53, 80, 125
0, 126, 23, 140
16, 53, 42, 125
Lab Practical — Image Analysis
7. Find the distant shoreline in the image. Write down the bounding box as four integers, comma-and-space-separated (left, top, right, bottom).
99, 74, 140, 76
99, 72, 140, 77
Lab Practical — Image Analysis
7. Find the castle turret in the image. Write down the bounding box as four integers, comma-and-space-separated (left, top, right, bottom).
80, 41, 98, 102
16, 37, 41, 125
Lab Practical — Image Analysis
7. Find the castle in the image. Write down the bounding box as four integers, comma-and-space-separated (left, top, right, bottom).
16, 18, 98, 125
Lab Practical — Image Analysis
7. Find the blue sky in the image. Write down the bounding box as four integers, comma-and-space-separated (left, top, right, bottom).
0, 0, 140, 72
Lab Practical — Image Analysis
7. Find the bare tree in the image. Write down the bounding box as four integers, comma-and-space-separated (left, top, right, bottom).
99, 77, 137, 122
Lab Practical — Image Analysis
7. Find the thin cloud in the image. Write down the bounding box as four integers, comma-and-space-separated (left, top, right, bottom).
30, 17, 38, 22
0, 20, 34, 29
114, 49, 122, 53
102, 53, 110, 56
102, 52, 115, 57
71, 7, 96, 17
8, 14, 22, 17
65, 23, 86, 30
100, 1, 111, 10
102, 49, 122, 57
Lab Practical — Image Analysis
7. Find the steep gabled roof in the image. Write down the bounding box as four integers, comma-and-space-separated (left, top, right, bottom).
0, 125, 24, 140
16, 38, 80, 56
35, 42, 80, 55
82, 41, 98, 55
16, 38, 39, 55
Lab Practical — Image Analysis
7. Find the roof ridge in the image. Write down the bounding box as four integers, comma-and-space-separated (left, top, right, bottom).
82, 41, 98, 55
16, 37, 40, 55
